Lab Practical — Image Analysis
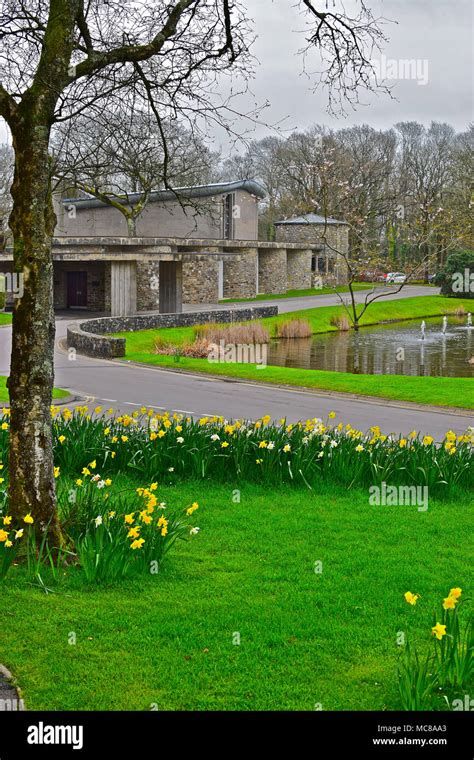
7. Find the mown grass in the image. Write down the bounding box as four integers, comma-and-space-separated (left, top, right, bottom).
219, 282, 372, 302
115, 296, 473, 348
0, 376, 68, 403
1, 478, 472, 711
119, 354, 474, 409
112, 296, 474, 409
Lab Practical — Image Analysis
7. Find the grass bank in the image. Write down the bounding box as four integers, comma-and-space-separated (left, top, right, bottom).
0, 376, 68, 403
113, 296, 474, 410
1, 479, 471, 711
219, 282, 371, 302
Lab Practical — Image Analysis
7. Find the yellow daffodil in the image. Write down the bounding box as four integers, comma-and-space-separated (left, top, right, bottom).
404, 591, 419, 606
0, 529, 9, 542
53, 467, 60, 478
2, 516, 12, 526
23, 513, 34, 524
127, 526, 140, 539
431, 623, 447, 640
449, 587, 462, 599
58, 435, 66, 444
124, 512, 135, 524
14, 529, 24, 539
130, 538, 145, 550
442, 596, 457, 610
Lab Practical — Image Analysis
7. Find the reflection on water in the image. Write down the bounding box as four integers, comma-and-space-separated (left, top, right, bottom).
267, 317, 474, 378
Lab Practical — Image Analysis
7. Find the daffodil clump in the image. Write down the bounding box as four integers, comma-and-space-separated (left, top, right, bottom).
58, 467, 200, 584
20, 405, 472, 496
0, 511, 34, 580
398, 586, 472, 710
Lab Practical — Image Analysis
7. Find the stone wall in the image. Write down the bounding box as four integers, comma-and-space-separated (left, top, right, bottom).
258, 249, 287, 294
287, 249, 313, 290
275, 222, 349, 255
183, 258, 220, 303
275, 223, 349, 285
223, 249, 257, 299
67, 305, 278, 358
137, 260, 160, 311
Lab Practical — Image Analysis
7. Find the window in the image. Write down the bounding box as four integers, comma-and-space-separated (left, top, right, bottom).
223, 193, 235, 239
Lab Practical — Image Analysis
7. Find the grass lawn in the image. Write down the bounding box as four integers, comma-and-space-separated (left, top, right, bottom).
113, 296, 474, 410
1, 479, 471, 711
0, 377, 69, 403
219, 282, 372, 302
0, 313, 12, 325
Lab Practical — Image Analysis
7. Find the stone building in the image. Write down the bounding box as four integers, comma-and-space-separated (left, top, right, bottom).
275, 213, 349, 286
0, 184, 346, 316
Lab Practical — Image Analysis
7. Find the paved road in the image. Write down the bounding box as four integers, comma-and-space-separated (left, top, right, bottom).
0, 285, 472, 437
187, 285, 440, 313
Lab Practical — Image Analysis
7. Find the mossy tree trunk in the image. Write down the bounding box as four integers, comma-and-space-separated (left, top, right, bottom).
7, 122, 62, 542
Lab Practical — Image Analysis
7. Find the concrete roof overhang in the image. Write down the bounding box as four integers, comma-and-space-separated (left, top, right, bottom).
0, 236, 324, 263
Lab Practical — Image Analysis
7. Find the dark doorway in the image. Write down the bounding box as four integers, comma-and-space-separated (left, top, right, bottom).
67, 271, 88, 308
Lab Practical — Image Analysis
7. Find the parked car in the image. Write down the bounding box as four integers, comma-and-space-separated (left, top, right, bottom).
385, 272, 407, 284
358, 270, 387, 282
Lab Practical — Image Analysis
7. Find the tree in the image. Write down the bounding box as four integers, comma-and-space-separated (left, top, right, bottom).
52, 108, 220, 235
0, 0, 389, 539
0, 143, 13, 247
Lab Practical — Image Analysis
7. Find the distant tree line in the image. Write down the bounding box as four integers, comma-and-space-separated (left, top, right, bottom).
220, 121, 474, 268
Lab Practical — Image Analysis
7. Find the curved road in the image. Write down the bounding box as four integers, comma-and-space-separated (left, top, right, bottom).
0, 286, 472, 437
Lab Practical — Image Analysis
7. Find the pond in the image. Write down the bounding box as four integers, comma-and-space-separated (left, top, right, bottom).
267, 316, 474, 378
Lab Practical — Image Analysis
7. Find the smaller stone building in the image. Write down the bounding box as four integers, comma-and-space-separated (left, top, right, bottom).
275, 213, 349, 285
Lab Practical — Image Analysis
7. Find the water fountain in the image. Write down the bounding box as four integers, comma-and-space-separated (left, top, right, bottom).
442, 315, 448, 334
421, 320, 426, 340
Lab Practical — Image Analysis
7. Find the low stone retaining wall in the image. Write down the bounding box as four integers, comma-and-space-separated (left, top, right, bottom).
67, 306, 279, 359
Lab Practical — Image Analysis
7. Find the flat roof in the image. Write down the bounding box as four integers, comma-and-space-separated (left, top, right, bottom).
61, 179, 266, 209
275, 212, 348, 226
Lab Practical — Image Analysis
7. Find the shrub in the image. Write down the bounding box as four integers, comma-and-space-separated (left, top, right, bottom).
435, 250, 474, 299
330, 314, 350, 331
154, 337, 210, 358
193, 322, 270, 345
275, 319, 312, 338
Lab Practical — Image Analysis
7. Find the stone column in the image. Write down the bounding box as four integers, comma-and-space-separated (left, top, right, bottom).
182, 255, 220, 304
287, 249, 312, 290
223, 248, 258, 299
136, 260, 160, 312
159, 260, 183, 313
258, 248, 287, 294
110, 261, 137, 317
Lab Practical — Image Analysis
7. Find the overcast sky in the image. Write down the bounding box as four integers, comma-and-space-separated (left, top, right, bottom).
0, 0, 472, 148
218, 0, 473, 149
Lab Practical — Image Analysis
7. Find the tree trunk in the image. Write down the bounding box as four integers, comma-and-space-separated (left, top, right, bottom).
7, 125, 62, 544
126, 215, 137, 236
